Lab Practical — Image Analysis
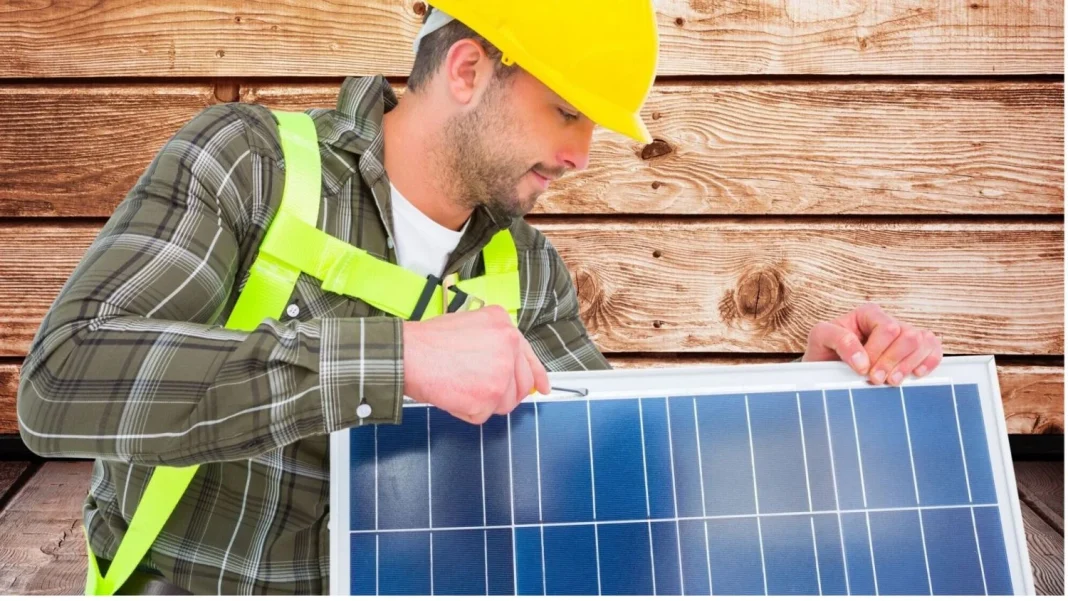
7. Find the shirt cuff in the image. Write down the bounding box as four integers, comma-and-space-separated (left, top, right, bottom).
319, 317, 405, 432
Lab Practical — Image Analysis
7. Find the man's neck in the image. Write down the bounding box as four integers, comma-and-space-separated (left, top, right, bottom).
382, 97, 473, 232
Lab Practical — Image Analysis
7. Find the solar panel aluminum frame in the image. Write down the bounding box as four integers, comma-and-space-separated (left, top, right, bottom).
328, 354, 1033, 595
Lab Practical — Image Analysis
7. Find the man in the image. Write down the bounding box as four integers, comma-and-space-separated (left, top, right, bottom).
17, 1, 943, 594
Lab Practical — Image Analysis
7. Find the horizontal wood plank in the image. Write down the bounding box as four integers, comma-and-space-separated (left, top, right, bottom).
0, 1, 1062, 77
1012, 461, 1063, 523
0, 220, 1061, 358
0, 462, 33, 508
1021, 497, 1066, 595
2, 82, 1063, 217
1016, 461, 1065, 532
0, 462, 89, 596
0, 84, 217, 218
536, 219, 1065, 355
247, 81, 1066, 216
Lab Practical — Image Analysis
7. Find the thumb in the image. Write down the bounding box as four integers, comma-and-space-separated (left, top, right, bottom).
806, 321, 871, 374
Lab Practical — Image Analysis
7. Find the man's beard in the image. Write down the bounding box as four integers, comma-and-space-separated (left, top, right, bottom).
437, 85, 541, 221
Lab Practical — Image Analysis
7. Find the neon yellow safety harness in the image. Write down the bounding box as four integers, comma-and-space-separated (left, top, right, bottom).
85, 110, 521, 595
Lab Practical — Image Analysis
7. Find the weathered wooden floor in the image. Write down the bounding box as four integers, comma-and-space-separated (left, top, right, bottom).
0, 460, 1063, 595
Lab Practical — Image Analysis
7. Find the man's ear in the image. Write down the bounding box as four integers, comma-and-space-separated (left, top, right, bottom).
441, 39, 493, 106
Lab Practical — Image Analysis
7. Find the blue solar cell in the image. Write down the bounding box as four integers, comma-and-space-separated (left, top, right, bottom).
590, 399, 647, 521
597, 522, 654, 595
543, 525, 599, 595
811, 514, 848, 595
749, 391, 811, 514
762, 515, 821, 595
696, 394, 756, 516
706, 517, 765, 595
639, 398, 676, 520
337, 367, 1024, 596
868, 510, 930, 595
428, 410, 483, 528
903, 385, 971, 505
431, 530, 485, 595
649, 520, 682, 594
852, 387, 919, 509
923, 507, 987, 595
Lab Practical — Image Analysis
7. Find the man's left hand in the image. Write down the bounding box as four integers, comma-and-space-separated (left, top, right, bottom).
801, 302, 943, 386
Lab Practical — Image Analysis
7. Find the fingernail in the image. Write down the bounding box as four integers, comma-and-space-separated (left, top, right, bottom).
852, 352, 869, 371
889, 372, 903, 385
915, 365, 928, 377
872, 369, 886, 384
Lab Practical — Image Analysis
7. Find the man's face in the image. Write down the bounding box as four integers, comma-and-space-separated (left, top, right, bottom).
441, 68, 595, 220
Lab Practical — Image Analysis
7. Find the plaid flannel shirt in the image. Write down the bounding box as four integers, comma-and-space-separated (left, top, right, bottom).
17, 75, 611, 594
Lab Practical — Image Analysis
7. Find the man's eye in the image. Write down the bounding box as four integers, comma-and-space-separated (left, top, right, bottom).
558, 108, 579, 122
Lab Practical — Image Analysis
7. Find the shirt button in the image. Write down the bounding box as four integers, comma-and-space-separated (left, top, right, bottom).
285, 303, 300, 318
386, 237, 394, 249
356, 403, 373, 419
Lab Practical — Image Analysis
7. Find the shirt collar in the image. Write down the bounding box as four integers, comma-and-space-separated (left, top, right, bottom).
323, 75, 515, 271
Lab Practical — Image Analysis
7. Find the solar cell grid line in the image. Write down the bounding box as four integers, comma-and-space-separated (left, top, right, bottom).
479, 423, 487, 596
952, 383, 989, 595
795, 392, 822, 596
743, 394, 769, 594
585, 398, 603, 595
637, 397, 658, 594
899, 386, 934, 595
507, 412, 517, 595
374, 426, 379, 595
822, 389, 852, 595
691, 397, 713, 594
664, 395, 686, 592
848, 387, 879, 595
426, 407, 434, 595
534, 401, 546, 595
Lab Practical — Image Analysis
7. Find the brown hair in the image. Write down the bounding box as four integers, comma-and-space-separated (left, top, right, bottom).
407, 6, 517, 93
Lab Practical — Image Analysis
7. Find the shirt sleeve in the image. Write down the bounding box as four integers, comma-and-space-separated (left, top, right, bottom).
523, 243, 613, 372
16, 104, 404, 467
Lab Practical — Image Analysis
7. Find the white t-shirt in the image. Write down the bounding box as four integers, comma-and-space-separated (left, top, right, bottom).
388, 181, 468, 279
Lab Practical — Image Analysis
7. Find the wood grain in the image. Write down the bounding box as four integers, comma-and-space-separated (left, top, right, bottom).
535, 219, 1065, 355
246, 81, 1066, 216
1016, 461, 1065, 532
0, 84, 217, 218
2, 82, 1062, 218
0, 1, 1061, 77
1021, 497, 1066, 595
0, 462, 33, 508
0, 220, 1061, 357
0, 461, 90, 596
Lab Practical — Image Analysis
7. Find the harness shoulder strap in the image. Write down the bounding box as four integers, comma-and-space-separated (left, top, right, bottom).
85, 109, 323, 596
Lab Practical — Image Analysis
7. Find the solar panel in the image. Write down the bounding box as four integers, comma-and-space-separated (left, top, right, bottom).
329, 355, 1033, 595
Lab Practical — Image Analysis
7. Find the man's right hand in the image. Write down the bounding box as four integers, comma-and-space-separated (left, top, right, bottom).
401, 305, 551, 424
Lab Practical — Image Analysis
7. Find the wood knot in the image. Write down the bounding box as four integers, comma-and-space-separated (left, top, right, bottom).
573, 267, 608, 332
234, 15, 242, 24
652, 250, 662, 258
215, 49, 226, 58
718, 262, 793, 334
413, 2, 427, 16
640, 139, 673, 161
675, 17, 685, 26
651, 181, 662, 190
653, 320, 663, 329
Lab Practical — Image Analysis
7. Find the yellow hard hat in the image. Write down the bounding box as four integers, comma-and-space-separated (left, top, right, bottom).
415, 1, 659, 144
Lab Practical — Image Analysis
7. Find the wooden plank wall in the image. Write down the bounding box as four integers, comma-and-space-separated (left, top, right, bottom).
0, 0, 1063, 436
